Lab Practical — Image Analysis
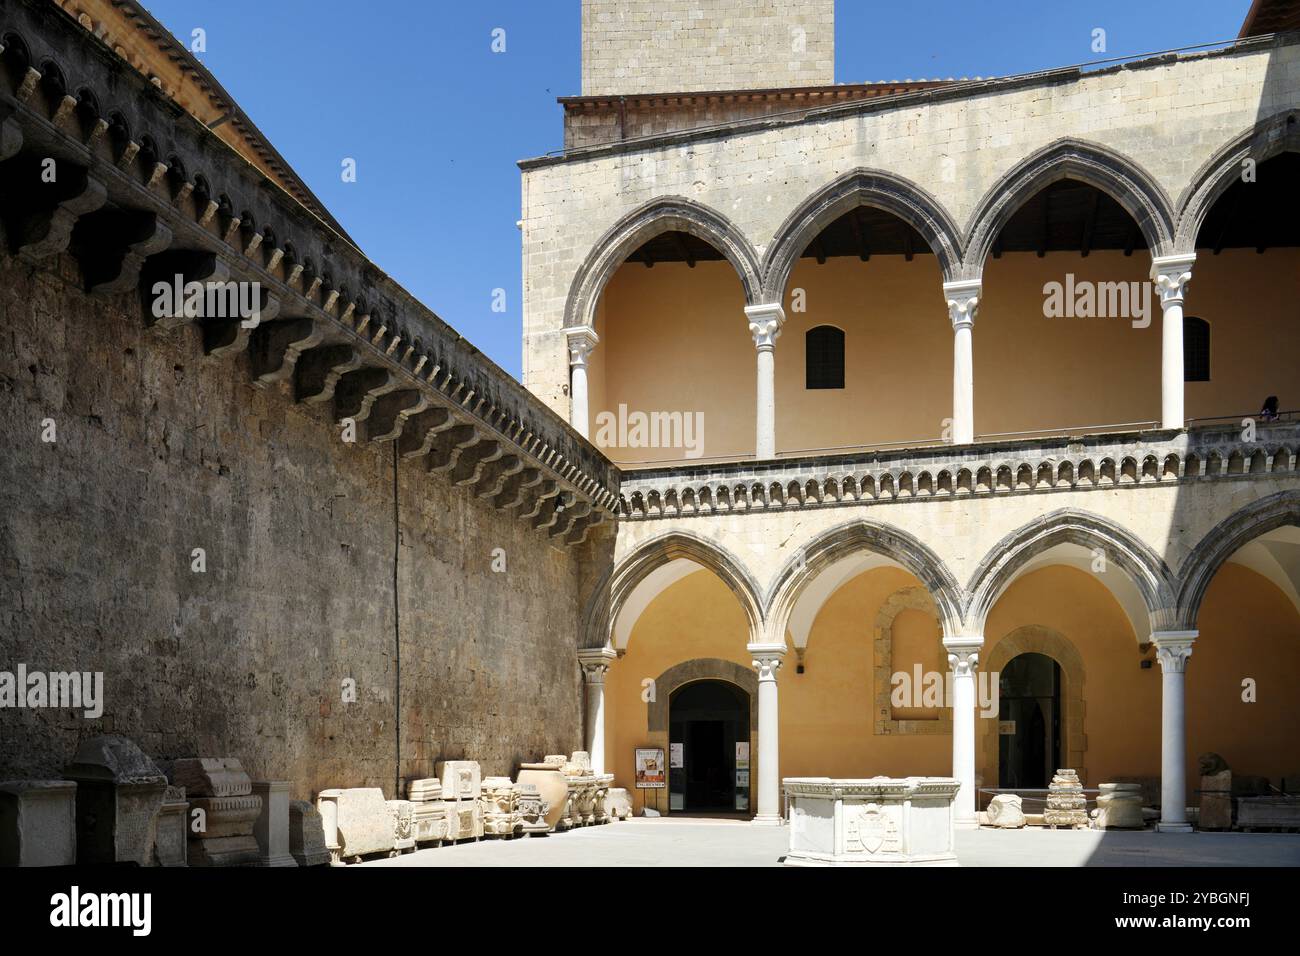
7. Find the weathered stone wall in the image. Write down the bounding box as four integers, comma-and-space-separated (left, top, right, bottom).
581, 0, 834, 96
0, 253, 604, 801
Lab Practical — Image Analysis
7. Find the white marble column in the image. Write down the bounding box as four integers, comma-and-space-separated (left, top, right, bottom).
748, 642, 786, 825
744, 304, 785, 459
1152, 630, 1196, 832
562, 325, 599, 440
943, 280, 980, 446
577, 647, 617, 775
943, 635, 983, 827
1150, 254, 1195, 431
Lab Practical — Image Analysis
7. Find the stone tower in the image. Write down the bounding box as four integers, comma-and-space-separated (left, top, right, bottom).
580, 0, 835, 95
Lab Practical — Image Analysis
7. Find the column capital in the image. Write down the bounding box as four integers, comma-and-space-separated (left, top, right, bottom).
1150, 253, 1195, 307
744, 303, 785, 351
1151, 629, 1196, 672
577, 646, 617, 683
747, 642, 786, 680
942, 635, 983, 676
943, 279, 981, 331
561, 325, 599, 367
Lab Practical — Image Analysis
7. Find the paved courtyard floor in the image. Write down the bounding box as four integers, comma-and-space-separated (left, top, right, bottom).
361, 818, 1300, 867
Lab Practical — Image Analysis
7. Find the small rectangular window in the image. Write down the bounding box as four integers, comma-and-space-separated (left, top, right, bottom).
806, 325, 845, 389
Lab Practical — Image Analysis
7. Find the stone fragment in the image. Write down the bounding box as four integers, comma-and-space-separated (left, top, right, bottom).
986, 793, 1026, 828
388, 800, 415, 853
1091, 782, 1144, 829
64, 735, 167, 865
1044, 769, 1089, 829
605, 787, 632, 821
288, 800, 331, 867
252, 781, 297, 866
175, 757, 260, 867
514, 783, 550, 835
1199, 767, 1233, 830
406, 778, 448, 844
154, 785, 188, 866
1236, 795, 1300, 830
435, 761, 482, 801
481, 776, 519, 837
0, 780, 78, 866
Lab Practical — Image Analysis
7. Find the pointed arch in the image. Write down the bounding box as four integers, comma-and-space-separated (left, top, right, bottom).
1175, 109, 1300, 249
1176, 490, 1300, 628
763, 519, 964, 644
964, 509, 1177, 637
761, 168, 964, 300
583, 531, 764, 651
563, 196, 763, 332
963, 138, 1176, 275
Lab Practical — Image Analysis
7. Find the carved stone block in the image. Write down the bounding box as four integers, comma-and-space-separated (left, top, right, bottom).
154, 786, 188, 866
0, 780, 78, 866
288, 800, 331, 867
63, 735, 167, 865
986, 793, 1026, 828
435, 761, 482, 801
1091, 783, 1144, 829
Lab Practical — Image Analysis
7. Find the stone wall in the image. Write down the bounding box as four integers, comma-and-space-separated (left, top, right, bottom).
0, 253, 604, 800
581, 0, 835, 96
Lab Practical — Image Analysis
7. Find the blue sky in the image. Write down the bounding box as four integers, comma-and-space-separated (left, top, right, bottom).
142, 1, 1247, 379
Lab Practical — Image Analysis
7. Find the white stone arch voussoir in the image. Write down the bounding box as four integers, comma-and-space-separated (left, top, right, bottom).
563, 195, 764, 332
961, 137, 1177, 276
964, 508, 1178, 641
763, 519, 965, 648
1174, 109, 1300, 251
1175, 490, 1300, 630
597, 530, 766, 653
760, 167, 965, 301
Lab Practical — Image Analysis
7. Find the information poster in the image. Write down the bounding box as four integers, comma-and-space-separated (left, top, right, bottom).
735, 741, 750, 770
635, 747, 666, 789
670, 742, 684, 768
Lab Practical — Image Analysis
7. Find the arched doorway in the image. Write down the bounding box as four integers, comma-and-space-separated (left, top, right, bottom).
998, 652, 1062, 789
669, 680, 750, 813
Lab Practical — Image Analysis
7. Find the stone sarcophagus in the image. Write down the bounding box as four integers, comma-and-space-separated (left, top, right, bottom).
64, 735, 168, 866
173, 757, 262, 866
784, 777, 960, 867
0, 780, 78, 866
406, 778, 448, 846
316, 788, 396, 863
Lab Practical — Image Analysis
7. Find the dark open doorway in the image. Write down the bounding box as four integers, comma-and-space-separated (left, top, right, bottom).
668, 680, 749, 813
998, 652, 1062, 790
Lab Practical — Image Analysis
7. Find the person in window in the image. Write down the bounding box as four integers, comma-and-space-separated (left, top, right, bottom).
1260, 396, 1280, 423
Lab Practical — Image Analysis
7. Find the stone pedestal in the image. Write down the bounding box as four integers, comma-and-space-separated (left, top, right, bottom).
174, 758, 261, 867
154, 786, 188, 866
1044, 769, 1089, 829
784, 777, 960, 867
64, 735, 168, 865
406, 778, 448, 845
444, 800, 483, 842
986, 793, 1026, 828
0, 780, 77, 866
252, 781, 297, 867
1199, 767, 1234, 831
288, 800, 331, 867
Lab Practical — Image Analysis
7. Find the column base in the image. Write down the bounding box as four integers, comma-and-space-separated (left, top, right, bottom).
750, 813, 785, 827
954, 818, 980, 831
1155, 820, 1193, 833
